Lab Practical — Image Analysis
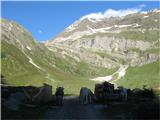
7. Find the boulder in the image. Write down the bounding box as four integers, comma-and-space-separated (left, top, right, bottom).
3, 92, 26, 111
32, 84, 53, 103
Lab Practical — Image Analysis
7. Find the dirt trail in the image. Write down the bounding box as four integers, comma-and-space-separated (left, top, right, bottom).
44, 96, 109, 119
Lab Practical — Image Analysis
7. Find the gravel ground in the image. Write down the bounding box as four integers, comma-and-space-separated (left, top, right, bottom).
44, 96, 109, 119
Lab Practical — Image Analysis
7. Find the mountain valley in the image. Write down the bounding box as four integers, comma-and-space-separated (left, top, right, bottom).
1, 9, 160, 94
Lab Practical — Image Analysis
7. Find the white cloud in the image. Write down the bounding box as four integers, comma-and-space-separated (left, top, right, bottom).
80, 7, 143, 21
38, 30, 42, 34
104, 8, 141, 17
139, 4, 146, 8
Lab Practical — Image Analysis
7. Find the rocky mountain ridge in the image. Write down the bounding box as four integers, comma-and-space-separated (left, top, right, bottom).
45, 9, 160, 68
47, 9, 159, 44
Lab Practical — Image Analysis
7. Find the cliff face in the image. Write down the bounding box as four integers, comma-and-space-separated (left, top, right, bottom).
46, 9, 160, 68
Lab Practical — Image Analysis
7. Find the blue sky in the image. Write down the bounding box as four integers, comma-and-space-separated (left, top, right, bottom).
1, 1, 159, 41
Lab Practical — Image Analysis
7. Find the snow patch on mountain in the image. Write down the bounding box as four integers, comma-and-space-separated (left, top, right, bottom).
117, 65, 128, 79
67, 24, 76, 32
87, 25, 112, 33
28, 57, 41, 69
118, 24, 133, 28
152, 9, 160, 13
90, 65, 128, 82
54, 22, 141, 43
91, 75, 112, 82
14, 38, 42, 70
89, 18, 100, 23
26, 46, 31, 50
143, 15, 149, 18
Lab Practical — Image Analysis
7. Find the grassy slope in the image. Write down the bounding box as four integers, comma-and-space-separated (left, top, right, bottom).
1, 41, 48, 86
116, 61, 160, 89
47, 46, 118, 78
2, 40, 159, 94
1, 41, 94, 94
